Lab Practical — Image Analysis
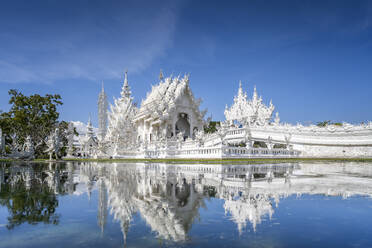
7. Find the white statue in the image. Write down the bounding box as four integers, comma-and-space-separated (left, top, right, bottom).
66, 122, 75, 158
244, 126, 253, 148
216, 121, 229, 145
45, 128, 61, 160
5, 134, 35, 160
195, 130, 205, 147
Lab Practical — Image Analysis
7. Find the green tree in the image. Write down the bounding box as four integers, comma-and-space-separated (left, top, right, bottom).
316, 120, 343, 127
204, 121, 220, 133
0, 90, 63, 158
0, 165, 61, 229
316, 120, 331, 127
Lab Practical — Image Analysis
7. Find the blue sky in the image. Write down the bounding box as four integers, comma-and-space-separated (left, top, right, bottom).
0, 0, 371, 125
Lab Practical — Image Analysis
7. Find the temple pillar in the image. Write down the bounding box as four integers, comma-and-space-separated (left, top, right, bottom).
172, 119, 176, 137
189, 125, 193, 139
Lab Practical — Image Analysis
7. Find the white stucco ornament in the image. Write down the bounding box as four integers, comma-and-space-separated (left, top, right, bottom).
67, 71, 372, 159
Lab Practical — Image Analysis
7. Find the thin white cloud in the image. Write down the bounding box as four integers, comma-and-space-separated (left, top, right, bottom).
71, 121, 98, 136
0, 0, 184, 84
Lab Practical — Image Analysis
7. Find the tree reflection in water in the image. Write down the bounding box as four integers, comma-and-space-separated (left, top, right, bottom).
0, 163, 64, 229
1, 161, 372, 246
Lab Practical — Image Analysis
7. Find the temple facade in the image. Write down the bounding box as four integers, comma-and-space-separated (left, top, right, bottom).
68, 70, 372, 159
134, 74, 205, 142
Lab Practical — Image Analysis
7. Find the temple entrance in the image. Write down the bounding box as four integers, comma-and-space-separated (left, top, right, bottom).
175, 113, 190, 139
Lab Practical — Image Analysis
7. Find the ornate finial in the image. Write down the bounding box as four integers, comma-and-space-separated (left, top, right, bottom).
159, 69, 164, 81
87, 114, 94, 137
237, 80, 244, 95
185, 73, 190, 85
121, 70, 131, 99
275, 112, 280, 125
124, 69, 128, 86
101, 80, 104, 92
88, 114, 92, 126
253, 85, 258, 100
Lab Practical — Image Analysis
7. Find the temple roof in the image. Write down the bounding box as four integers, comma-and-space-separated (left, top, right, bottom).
225, 82, 275, 125
135, 74, 205, 122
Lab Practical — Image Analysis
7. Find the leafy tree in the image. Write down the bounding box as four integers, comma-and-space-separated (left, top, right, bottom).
316, 120, 343, 127
204, 121, 220, 133
0, 165, 60, 229
316, 120, 331, 127
0, 90, 63, 158
56, 121, 78, 158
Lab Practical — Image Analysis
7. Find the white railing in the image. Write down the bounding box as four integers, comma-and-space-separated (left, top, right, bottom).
113, 141, 300, 159
223, 147, 299, 157
171, 146, 299, 158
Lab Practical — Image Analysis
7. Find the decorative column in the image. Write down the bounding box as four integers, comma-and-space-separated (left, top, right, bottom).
285, 134, 292, 151
267, 136, 273, 150
172, 117, 176, 137
189, 113, 194, 139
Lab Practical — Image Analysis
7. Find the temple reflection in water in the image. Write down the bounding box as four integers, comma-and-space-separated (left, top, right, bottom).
1, 161, 372, 243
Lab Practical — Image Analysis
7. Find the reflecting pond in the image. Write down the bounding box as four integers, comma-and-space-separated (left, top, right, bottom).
1, 161, 372, 247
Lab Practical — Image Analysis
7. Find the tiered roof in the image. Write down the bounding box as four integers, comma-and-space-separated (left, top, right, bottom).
134, 74, 205, 123
225, 82, 275, 125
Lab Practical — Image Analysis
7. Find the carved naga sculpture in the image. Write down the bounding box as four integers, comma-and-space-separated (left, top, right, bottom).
216, 121, 229, 146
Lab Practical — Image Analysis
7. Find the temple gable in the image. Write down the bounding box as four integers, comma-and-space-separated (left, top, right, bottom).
134, 74, 205, 142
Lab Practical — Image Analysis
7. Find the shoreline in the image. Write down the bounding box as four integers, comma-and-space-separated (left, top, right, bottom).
1, 157, 372, 164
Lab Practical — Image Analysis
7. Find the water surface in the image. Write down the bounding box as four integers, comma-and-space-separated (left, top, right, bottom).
1, 161, 372, 247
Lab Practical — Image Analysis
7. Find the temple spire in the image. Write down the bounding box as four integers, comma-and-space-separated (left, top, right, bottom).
236, 80, 246, 102
88, 115, 92, 127
98, 81, 108, 140
121, 70, 132, 99
253, 85, 258, 101
87, 115, 94, 138
159, 69, 164, 81
238, 81, 243, 94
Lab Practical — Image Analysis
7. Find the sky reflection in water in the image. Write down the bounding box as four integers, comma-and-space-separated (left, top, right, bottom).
1, 161, 372, 248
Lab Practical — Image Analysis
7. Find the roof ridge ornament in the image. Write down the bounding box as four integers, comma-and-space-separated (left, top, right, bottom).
225, 83, 275, 126
253, 85, 258, 102
159, 69, 164, 81
121, 69, 132, 99
185, 73, 190, 85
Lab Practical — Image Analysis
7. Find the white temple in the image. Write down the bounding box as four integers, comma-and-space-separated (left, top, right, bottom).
69, 71, 372, 159
98, 81, 108, 140
224, 81, 275, 126
2, 161, 372, 241
134, 73, 205, 142
76, 161, 372, 240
